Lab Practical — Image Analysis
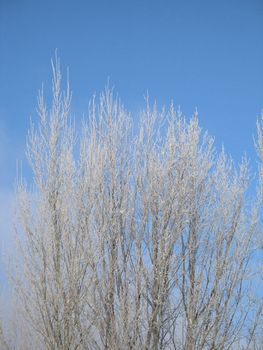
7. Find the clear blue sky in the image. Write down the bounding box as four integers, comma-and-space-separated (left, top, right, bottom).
0, 0, 263, 190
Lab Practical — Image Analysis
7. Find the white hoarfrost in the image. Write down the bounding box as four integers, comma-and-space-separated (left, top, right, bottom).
1, 58, 262, 350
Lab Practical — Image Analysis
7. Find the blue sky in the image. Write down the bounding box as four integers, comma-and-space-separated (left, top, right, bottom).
0, 0, 262, 323
0, 0, 262, 301
0, 0, 263, 193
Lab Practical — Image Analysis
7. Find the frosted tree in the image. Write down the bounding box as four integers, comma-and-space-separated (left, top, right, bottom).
4, 58, 261, 349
